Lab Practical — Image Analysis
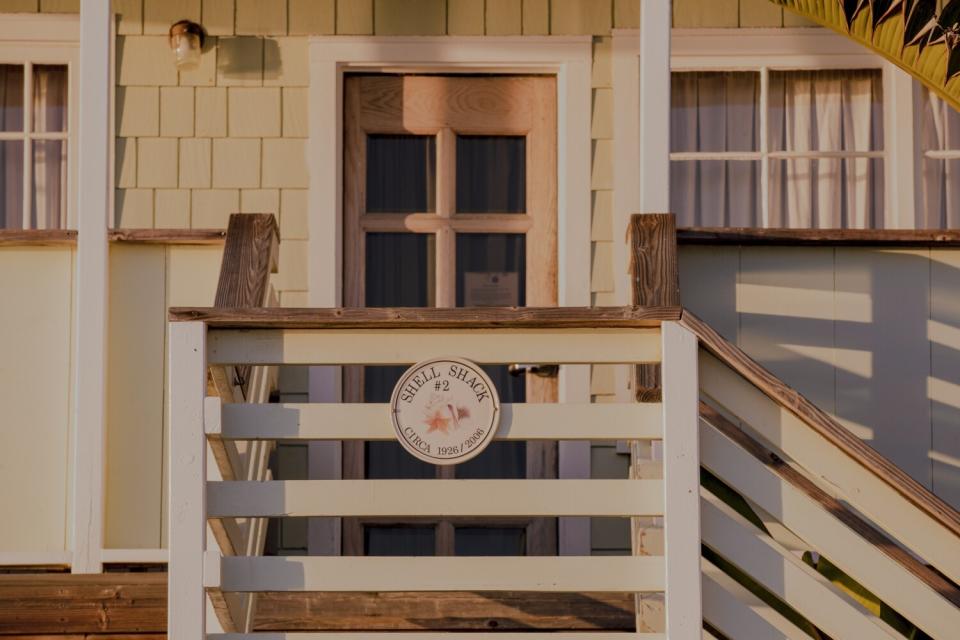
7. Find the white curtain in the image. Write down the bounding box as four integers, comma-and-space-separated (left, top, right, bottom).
768, 69, 883, 228
0, 65, 23, 229
32, 65, 68, 229
0, 64, 67, 230
671, 72, 760, 227
917, 87, 960, 228
671, 69, 884, 228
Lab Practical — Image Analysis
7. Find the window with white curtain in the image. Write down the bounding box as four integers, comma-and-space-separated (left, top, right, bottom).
0, 62, 68, 230
670, 68, 885, 228
917, 87, 960, 228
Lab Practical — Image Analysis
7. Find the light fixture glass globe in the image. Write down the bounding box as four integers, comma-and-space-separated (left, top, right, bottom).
169, 21, 205, 72
172, 32, 202, 71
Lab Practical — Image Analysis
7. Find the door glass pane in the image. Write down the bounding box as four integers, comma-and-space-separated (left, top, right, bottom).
456, 233, 525, 307
0, 65, 24, 132
365, 231, 436, 480
366, 134, 436, 213
33, 65, 67, 133
456, 136, 525, 213
366, 527, 435, 556
366, 232, 435, 307
264, 443, 309, 556
455, 233, 526, 480
456, 441, 525, 479
455, 527, 525, 556
32, 139, 66, 228
1, 140, 24, 229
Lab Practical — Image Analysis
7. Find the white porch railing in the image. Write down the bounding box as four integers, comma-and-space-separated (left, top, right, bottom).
168, 307, 701, 639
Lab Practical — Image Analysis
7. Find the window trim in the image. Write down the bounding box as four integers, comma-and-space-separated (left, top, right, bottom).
613, 28, 918, 272
0, 13, 79, 230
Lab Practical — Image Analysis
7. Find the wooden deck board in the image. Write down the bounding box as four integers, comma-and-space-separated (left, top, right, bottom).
0, 574, 638, 634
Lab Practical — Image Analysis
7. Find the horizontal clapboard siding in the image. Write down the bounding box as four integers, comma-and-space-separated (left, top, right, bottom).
207, 479, 664, 518
206, 328, 661, 365
209, 401, 663, 441
207, 555, 666, 593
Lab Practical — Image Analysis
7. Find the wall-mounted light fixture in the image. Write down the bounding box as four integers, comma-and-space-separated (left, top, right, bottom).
169, 20, 206, 71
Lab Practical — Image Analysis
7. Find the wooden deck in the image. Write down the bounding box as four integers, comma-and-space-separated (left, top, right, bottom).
0, 573, 640, 635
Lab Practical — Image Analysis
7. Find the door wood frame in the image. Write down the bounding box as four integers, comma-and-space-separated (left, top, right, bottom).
307, 36, 593, 557
342, 73, 558, 557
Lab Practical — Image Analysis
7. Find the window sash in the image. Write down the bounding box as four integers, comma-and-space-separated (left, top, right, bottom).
0, 34, 78, 230
670, 66, 885, 227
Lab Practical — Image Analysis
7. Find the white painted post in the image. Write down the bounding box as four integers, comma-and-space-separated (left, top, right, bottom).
70, 0, 112, 574
169, 321, 208, 638
883, 61, 918, 229
639, 0, 672, 213
660, 321, 702, 639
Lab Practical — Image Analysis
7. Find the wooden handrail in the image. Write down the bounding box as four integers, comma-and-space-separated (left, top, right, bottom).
681, 309, 960, 540
168, 305, 681, 328
0, 229, 229, 246
678, 227, 960, 246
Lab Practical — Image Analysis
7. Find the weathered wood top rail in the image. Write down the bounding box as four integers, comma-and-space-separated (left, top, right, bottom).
680, 309, 960, 539
678, 227, 960, 246
169, 305, 681, 328
0, 228, 230, 245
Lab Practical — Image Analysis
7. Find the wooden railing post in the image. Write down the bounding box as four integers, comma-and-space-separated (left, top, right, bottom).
206, 212, 279, 634
168, 321, 207, 639
630, 213, 679, 401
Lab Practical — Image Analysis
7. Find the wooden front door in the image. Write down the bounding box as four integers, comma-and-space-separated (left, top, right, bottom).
342, 74, 558, 556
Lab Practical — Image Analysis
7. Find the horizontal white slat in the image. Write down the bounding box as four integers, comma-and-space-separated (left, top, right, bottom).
101, 548, 168, 564
0, 551, 72, 566
207, 479, 664, 518
211, 402, 663, 441
207, 554, 665, 592
701, 492, 900, 639
208, 635, 667, 640
207, 328, 661, 365
702, 557, 809, 640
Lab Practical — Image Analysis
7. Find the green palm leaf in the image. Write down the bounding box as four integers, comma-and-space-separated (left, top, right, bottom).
770, 0, 960, 112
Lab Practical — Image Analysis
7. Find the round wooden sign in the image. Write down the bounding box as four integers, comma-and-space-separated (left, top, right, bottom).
390, 357, 501, 465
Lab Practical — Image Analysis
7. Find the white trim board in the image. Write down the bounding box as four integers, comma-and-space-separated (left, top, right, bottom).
306, 35, 593, 556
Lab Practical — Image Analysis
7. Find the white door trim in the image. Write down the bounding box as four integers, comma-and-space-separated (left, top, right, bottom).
306, 35, 594, 555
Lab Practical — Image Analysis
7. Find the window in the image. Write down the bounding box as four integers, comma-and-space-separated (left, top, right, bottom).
916, 87, 960, 228
612, 28, 960, 233
670, 68, 884, 228
0, 16, 78, 230
0, 63, 69, 229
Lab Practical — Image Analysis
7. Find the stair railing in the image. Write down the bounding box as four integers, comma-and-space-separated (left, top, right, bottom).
167, 305, 703, 639
682, 309, 960, 639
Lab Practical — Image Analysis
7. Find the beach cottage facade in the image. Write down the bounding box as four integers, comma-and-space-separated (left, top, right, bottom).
1, 0, 960, 637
